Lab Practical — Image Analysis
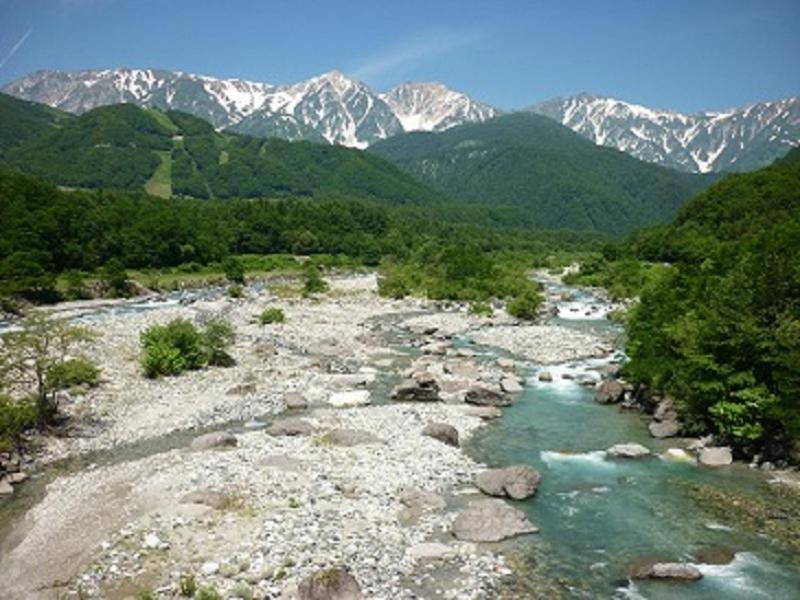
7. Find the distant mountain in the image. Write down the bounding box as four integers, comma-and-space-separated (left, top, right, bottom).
2, 68, 497, 149
0, 93, 446, 203
380, 82, 499, 132
369, 112, 715, 235
528, 93, 800, 173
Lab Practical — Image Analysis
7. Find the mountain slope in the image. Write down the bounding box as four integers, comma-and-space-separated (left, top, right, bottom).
3, 68, 497, 148
380, 82, 499, 132
528, 93, 800, 173
0, 96, 447, 203
369, 112, 714, 235
0, 92, 71, 154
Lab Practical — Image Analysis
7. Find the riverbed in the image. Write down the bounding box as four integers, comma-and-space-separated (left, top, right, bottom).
1, 272, 798, 599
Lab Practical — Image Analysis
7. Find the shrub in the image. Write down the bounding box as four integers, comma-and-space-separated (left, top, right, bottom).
140, 317, 235, 377
259, 307, 285, 325
63, 270, 91, 300
222, 256, 245, 284
101, 258, 129, 298
377, 272, 410, 299
179, 573, 197, 597
470, 301, 493, 317
202, 318, 236, 367
507, 291, 542, 321
196, 587, 222, 600
0, 395, 37, 451
227, 284, 244, 298
302, 264, 328, 296
46, 358, 101, 390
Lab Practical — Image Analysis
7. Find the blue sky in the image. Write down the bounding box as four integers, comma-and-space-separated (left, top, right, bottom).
0, 0, 798, 112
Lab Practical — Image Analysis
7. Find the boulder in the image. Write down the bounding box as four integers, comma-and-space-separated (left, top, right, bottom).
444, 361, 480, 379
475, 465, 541, 500
464, 386, 512, 407
461, 406, 503, 420
328, 390, 371, 408
0, 478, 13, 495
452, 499, 538, 542
405, 542, 457, 562
648, 419, 681, 439
500, 378, 523, 394
698, 446, 733, 467
267, 418, 315, 437
422, 422, 459, 447
662, 448, 695, 463
606, 443, 651, 459
321, 428, 383, 447
297, 568, 363, 600
694, 546, 735, 566
399, 488, 447, 513
6, 472, 27, 484
391, 375, 440, 402
594, 380, 625, 404
421, 342, 449, 355
496, 358, 516, 370
635, 562, 703, 581
538, 371, 553, 382
284, 392, 308, 409
190, 431, 237, 451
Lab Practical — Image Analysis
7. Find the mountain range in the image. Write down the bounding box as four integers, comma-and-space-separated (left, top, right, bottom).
3, 67, 798, 173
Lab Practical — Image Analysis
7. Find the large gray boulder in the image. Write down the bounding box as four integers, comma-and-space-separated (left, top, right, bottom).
464, 386, 512, 407
500, 378, 523, 394
190, 431, 238, 451
476, 465, 541, 500
461, 406, 503, 420
595, 380, 625, 404
422, 422, 459, 447
321, 428, 383, 447
284, 392, 308, 409
267, 418, 316, 437
634, 562, 703, 581
606, 443, 651, 459
698, 446, 733, 467
452, 499, 538, 542
391, 373, 440, 402
297, 568, 363, 600
648, 419, 681, 439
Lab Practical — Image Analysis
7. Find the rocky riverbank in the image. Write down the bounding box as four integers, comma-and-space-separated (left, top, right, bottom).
0, 273, 608, 599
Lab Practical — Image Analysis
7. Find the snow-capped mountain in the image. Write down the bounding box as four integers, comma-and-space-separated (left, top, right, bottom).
380, 82, 499, 132
528, 93, 800, 173
2, 68, 494, 148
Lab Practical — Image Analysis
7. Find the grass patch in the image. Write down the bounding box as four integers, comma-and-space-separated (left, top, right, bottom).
144, 150, 172, 198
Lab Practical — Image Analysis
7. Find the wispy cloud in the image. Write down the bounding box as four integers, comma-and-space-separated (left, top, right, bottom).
0, 28, 33, 70
350, 29, 486, 82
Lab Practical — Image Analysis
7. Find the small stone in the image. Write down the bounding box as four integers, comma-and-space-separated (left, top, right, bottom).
500, 378, 523, 394
284, 392, 308, 409
328, 390, 371, 408
267, 418, 315, 436
201, 561, 220, 575
698, 446, 733, 467
606, 443, 651, 459
538, 371, 553, 382
190, 431, 237, 450
461, 406, 503, 420
663, 448, 695, 462
297, 567, 363, 600
406, 542, 457, 561
320, 428, 383, 447
422, 422, 459, 447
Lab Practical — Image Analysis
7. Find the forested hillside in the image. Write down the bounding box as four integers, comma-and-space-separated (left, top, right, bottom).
0, 94, 445, 204
582, 148, 800, 459
370, 112, 715, 235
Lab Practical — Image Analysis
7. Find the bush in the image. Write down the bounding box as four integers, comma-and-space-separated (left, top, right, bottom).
46, 358, 101, 390
377, 272, 410, 299
507, 291, 541, 320
222, 256, 245, 284
63, 270, 91, 300
202, 318, 236, 367
302, 264, 329, 296
179, 573, 197, 597
470, 301, 493, 317
0, 395, 37, 451
102, 258, 129, 298
140, 317, 235, 377
259, 307, 286, 324
227, 284, 244, 298
196, 587, 222, 600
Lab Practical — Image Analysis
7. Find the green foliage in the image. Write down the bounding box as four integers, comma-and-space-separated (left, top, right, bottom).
101, 257, 129, 297
178, 573, 197, 597
0, 250, 56, 301
0, 313, 95, 426
227, 284, 244, 298
469, 301, 493, 317
259, 307, 286, 325
139, 317, 235, 377
196, 587, 222, 600
622, 149, 800, 458
564, 257, 670, 300
63, 270, 91, 300
46, 358, 101, 391
0, 395, 37, 451
222, 256, 245, 284
302, 264, 329, 296
370, 112, 715, 235
507, 291, 542, 321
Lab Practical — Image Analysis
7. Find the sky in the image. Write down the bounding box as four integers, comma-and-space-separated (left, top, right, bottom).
0, 0, 798, 113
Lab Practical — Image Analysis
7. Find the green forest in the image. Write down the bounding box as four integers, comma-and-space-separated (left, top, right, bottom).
570, 148, 800, 460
